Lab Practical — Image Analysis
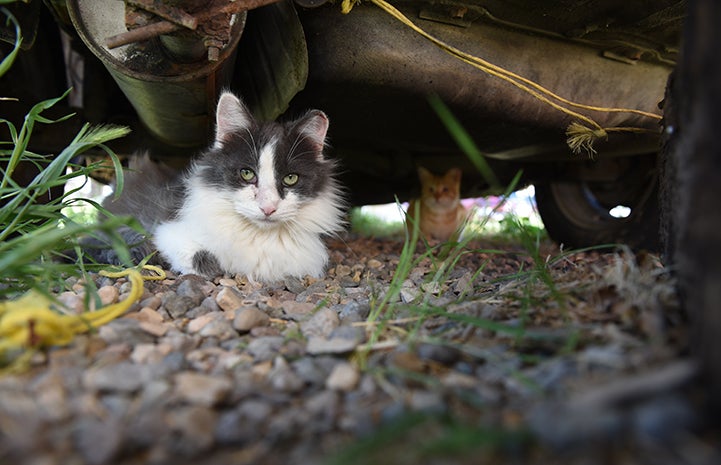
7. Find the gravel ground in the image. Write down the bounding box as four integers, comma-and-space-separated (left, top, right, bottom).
0, 233, 717, 465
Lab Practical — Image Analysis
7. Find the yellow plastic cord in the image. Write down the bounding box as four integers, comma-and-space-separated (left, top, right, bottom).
0, 265, 166, 372
343, 0, 662, 155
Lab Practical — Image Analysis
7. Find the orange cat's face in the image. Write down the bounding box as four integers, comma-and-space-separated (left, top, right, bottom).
418, 167, 462, 208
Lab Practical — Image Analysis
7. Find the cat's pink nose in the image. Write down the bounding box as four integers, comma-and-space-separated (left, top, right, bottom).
261, 205, 276, 217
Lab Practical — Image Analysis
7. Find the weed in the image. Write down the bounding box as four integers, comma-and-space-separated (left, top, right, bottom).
1, 10, 133, 298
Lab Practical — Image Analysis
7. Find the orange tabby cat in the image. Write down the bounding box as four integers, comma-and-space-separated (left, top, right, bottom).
406, 166, 469, 242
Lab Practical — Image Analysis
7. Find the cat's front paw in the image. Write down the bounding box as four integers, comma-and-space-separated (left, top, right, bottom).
191, 249, 224, 279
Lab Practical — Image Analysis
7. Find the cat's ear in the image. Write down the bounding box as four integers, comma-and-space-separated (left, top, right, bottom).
446, 168, 462, 183
297, 110, 329, 155
417, 166, 433, 182
215, 92, 253, 146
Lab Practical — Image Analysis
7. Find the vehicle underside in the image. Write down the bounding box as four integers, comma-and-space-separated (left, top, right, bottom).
1, 0, 683, 250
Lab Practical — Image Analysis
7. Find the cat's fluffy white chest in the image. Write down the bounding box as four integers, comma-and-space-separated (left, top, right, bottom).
153, 182, 337, 282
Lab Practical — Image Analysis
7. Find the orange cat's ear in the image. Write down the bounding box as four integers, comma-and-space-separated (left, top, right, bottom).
417, 166, 433, 182
445, 167, 462, 183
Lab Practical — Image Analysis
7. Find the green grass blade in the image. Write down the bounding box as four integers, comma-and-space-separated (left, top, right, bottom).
0, 6, 21, 78
428, 93, 500, 190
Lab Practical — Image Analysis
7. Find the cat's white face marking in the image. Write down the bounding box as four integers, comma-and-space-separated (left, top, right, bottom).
256, 140, 280, 217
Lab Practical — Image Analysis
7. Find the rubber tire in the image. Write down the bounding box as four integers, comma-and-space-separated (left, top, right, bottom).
534, 172, 660, 251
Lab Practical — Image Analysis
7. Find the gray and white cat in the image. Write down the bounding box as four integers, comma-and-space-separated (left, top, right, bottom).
90, 91, 346, 282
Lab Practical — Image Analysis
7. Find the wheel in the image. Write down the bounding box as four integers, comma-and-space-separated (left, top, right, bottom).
534, 157, 660, 250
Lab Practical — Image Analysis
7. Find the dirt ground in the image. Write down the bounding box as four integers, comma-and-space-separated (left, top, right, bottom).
0, 232, 717, 465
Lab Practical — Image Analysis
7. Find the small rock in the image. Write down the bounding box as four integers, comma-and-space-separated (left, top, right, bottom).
269, 356, 305, 392
131, 343, 167, 364
339, 300, 371, 321
217, 278, 237, 287
215, 399, 272, 444
453, 271, 474, 294
174, 372, 232, 406
198, 319, 238, 340
335, 264, 352, 277
283, 276, 306, 294
32, 373, 70, 422
291, 357, 334, 386
136, 307, 164, 324
140, 295, 162, 310
75, 417, 124, 465
57, 291, 84, 313
199, 296, 221, 313
83, 362, 149, 392
367, 259, 382, 269
300, 307, 340, 338
417, 343, 461, 365
166, 405, 218, 455
233, 307, 270, 332
187, 312, 223, 333
420, 281, 442, 295
250, 326, 281, 337
97, 285, 120, 306
139, 320, 170, 337
176, 278, 208, 306
281, 301, 316, 319
329, 325, 366, 344
400, 281, 420, 303
326, 362, 360, 391
408, 390, 445, 413
215, 286, 245, 311
390, 350, 426, 373
163, 293, 196, 318
247, 336, 285, 361
306, 336, 359, 355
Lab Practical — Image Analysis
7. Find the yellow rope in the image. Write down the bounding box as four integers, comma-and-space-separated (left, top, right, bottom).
343, 0, 662, 155
0, 265, 166, 372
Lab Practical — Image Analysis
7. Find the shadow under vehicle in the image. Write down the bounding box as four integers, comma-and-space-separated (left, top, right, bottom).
2, 0, 681, 251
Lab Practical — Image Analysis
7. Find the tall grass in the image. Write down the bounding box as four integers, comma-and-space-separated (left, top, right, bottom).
1, 8, 132, 298
343, 95, 576, 462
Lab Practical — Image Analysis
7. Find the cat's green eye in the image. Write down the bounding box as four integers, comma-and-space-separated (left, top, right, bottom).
283, 173, 299, 186
240, 169, 256, 182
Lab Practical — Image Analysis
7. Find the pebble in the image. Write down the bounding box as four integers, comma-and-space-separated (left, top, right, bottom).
269, 356, 305, 393
300, 307, 340, 338
173, 372, 232, 407
187, 312, 225, 333
339, 300, 371, 321
233, 307, 270, 332
247, 336, 285, 361
166, 405, 217, 455
325, 362, 360, 391
416, 343, 461, 365
163, 293, 196, 318
281, 301, 316, 319
215, 286, 245, 312
283, 276, 306, 294
82, 362, 149, 392
97, 285, 120, 306
306, 336, 359, 355
176, 278, 208, 306
75, 417, 124, 465
198, 318, 238, 340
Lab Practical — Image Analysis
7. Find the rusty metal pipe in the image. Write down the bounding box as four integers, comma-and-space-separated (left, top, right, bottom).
67, 0, 247, 149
